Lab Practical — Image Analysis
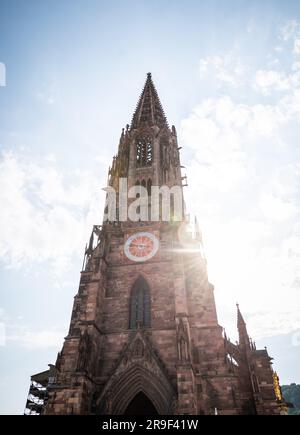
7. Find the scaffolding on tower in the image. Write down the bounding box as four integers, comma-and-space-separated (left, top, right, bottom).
24, 364, 57, 415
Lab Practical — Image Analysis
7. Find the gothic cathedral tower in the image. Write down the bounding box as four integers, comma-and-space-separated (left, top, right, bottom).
27, 74, 283, 415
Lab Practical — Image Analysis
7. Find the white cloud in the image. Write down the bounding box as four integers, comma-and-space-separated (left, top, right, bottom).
293, 39, 300, 54
254, 70, 290, 94
259, 193, 299, 221
181, 97, 248, 193
200, 216, 300, 340
180, 37, 300, 340
253, 21, 300, 95
199, 54, 245, 87
7, 325, 65, 349
0, 62, 6, 87
280, 20, 300, 42
0, 151, 105, 274
292, 61, 300, 71
36, 92, 55, 105
0, 309, 66, 349
254, 68, 300, 95
279, 20, 300, 58
274, 45, 283, 53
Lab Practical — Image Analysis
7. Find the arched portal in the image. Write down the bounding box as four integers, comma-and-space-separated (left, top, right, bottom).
98, 362, 175, 415
124, 392, 158, 415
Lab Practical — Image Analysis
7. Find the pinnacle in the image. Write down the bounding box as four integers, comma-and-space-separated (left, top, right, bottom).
237, 303, 246, 326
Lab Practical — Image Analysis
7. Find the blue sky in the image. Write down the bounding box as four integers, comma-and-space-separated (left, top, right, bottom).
1, 0, 300, 414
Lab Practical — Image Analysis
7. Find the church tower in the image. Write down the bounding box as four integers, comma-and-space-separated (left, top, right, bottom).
26, 74, 283, 415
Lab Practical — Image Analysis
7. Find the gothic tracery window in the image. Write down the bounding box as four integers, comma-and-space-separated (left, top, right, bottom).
129, 277, 151, 329
136, 136, 153, 167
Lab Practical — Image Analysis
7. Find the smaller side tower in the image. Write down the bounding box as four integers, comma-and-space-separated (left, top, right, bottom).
225, 305, 281, 415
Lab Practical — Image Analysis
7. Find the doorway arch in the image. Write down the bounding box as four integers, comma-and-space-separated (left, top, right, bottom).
124, 391, 158, 415
99, 363, 174, 415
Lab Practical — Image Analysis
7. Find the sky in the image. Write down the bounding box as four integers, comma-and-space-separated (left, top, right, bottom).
1, 0, 300, 414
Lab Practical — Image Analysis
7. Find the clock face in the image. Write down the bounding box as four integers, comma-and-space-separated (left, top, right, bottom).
124, 232, 159, 262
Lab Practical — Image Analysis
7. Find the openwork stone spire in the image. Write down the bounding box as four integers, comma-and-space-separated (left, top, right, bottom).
131, 73, 168, 129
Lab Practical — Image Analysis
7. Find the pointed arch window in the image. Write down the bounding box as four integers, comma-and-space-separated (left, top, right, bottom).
136, 136, 153, 167
129, 277, 151, 329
